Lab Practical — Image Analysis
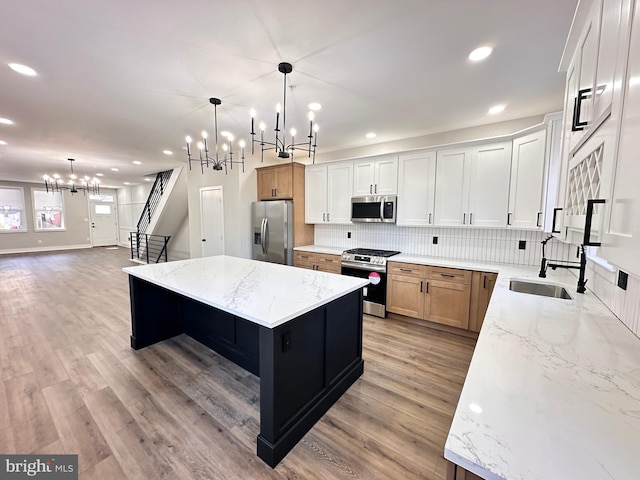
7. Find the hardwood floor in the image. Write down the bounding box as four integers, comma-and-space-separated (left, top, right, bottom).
0, 248, 476, 479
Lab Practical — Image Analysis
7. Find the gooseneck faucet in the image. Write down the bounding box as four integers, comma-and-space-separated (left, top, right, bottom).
539, 235, 588, 294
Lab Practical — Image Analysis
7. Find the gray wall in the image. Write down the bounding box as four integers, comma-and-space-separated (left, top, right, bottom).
0, 180, 92, 253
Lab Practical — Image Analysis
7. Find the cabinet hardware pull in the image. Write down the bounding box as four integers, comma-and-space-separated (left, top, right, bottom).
584, 199, 605, 246
536, 212, 542, 227
274, 188, 277, 197
301, 255, 309, 259
323, 213, 326, 222
428, 213, 432, 224
425, 282, 429, 293
483, 275, 487, 289
374, 184, 377, 194
327, 212, 330, 222
370, 184, 373, 194
463, 213, 466, 225
420, 281, 423, 293
470, 213, 473, 225
440, 273, 455, 278
552, 207, 562, 233
507, 212, 512, 226
400, 268, 412, 272
324, 258, 333, 262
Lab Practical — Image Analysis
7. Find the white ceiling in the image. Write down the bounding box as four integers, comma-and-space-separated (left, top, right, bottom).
0, 0, 577, 188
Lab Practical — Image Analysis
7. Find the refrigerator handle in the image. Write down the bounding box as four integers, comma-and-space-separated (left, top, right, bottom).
260, 218, 267, 255
264, 218, 270, 254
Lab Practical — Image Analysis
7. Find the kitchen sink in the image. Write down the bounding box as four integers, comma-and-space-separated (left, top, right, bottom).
509, 279, 572, 300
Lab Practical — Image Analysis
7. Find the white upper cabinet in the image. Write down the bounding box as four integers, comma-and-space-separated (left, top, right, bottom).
468, 142, 512, 228
305, 161, 353, 224
353, 155, 398, 196
434, 142, 511, 228
508, 130, 547, 230
397, 151, 436, 226
434, 147, 470, 226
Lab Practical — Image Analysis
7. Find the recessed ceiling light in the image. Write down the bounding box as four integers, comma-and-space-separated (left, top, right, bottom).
488, 104, 506, 115
96, 173, 104, 177
0, 140, 6, 145
0, 117, 14, 125
111, 167, 119, 172
132, 160, 142, 165
308, 103, 322, 111
220, 131, 231, 138
469, 46, 493, 62
124, 182, 130, 185
8, 63, 37, 76
144, 178, 153, 182
365, 132, 376, 139
163, 150, 173, 155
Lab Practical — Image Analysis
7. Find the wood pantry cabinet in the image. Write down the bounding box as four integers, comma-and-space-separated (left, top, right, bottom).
293, 251, 341, 274
387, 262, 472, 330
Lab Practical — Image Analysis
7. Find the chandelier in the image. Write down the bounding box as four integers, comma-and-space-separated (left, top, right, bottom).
250, 62, 319, 163
43, 158, 100, 195
185, 97, 245, 174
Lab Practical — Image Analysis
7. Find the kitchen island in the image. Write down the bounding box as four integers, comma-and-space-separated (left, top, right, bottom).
123, 255, 368, 468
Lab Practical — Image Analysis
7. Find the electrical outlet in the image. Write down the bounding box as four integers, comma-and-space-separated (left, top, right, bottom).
432, 236, 438, 244
347, 232, 351, 239
618, 270, 628, 291
518, 240, 526, 250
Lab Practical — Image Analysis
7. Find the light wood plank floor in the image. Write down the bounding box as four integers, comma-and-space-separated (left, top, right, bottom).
0, 248, 476, 479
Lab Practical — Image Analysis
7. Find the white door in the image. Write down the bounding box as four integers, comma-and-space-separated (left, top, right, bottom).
397, 151, 436, 226
200, 186, 225, 257
468, 142, 512, 227
90, 202, 118, 246
509, 130, 547, 230
305, 164, 328, 223
434, 147, 471, 226
327, 162, 353, 223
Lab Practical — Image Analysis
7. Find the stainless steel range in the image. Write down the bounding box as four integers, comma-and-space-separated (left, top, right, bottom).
341, 248, 401, 318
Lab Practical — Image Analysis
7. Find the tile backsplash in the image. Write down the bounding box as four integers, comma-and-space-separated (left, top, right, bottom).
315, 224, 574, 266
314, 223, 640, 340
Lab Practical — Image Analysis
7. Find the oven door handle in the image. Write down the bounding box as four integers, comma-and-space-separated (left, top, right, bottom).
341, 261, 387, 273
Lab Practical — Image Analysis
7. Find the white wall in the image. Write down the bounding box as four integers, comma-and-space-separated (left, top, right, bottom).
116, 183, 153, 246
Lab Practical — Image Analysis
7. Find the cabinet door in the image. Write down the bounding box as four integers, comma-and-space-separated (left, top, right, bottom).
468, 142, 512, 227
425, 280, 471, 329
397, 151, 436, 226
305, 165, 328, 223
353, 160, 376, 196
258, 168, 277, 200
293, 251, 317, 270
316, 254, 341, 274
327, 162, 353, 223
273, 165, 293, 199
434, 148, 471, 226
508, 130, 547, 230
387, 274, 425, 319
469, 271, 497, 333
374, 156, 398, 195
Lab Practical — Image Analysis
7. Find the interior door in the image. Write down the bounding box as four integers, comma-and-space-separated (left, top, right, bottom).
200, 186, 225, 257
89, 202, 118, 246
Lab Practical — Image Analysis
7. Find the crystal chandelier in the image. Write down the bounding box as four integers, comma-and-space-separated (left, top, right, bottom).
185, 97, 245, 174
43, 158, 100, 194
250, 62, 319, 163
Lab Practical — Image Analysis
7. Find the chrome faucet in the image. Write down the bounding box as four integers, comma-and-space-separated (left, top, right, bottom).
539, 235, 587, 294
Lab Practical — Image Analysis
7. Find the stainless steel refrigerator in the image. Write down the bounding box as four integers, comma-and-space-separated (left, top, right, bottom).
251, 200, 294, 265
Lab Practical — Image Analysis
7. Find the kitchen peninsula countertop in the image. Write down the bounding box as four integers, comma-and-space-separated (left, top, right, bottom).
123, 255, 367, 329
297, 246, 640, 479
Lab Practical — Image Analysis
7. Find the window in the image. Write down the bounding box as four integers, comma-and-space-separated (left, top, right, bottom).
0, 186, 26, 231
32, 189, 65, 230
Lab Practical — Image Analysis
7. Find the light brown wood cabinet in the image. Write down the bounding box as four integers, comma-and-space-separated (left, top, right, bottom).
469, 271, 497, 332
293, 252, 341, 274
256, 162, 314, 248
387, 262, 471, 329
257, 164, 295, 200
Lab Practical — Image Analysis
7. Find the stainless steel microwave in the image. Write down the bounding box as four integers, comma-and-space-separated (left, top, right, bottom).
351, 195, 397, 223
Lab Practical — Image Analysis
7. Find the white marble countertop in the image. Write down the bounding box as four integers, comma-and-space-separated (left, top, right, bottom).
296, 247, 640, 479
123, 255, 367, 329
294, 245, 345, 255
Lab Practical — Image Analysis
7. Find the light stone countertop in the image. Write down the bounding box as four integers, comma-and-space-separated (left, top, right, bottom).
297, 247, 640, 479
294, 245, 345, 255
123, 255, 367, 329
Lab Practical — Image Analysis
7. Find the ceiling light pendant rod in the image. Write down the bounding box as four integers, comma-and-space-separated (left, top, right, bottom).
250, 62, 319, 163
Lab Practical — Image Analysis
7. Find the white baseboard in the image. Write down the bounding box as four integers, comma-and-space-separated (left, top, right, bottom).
0, 244, 92, 255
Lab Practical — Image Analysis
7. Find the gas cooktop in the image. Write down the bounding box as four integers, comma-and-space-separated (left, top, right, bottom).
343, 248, 401, 258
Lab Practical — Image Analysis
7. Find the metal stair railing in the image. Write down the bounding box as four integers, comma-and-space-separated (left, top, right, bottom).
130, 233, 171, 263
136, 169, 173, 236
